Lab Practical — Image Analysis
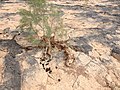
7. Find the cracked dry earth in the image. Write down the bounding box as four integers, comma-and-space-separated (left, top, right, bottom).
0, 0, 120, 90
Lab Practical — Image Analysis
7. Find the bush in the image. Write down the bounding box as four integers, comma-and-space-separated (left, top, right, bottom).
18, 0, 66, 46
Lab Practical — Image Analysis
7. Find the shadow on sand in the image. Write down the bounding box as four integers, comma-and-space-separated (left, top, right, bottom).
0, 39, 23, 90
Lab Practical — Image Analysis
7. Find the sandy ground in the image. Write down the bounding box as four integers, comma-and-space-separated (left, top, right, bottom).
0, 0, 120, 90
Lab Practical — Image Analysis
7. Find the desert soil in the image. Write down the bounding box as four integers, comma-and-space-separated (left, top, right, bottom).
0, 0, 120, 90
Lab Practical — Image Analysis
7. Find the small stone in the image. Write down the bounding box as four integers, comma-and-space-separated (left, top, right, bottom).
78, 53, 92, 66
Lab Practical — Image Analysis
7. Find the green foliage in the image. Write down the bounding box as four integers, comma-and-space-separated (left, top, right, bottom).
18, 0, 66, 45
